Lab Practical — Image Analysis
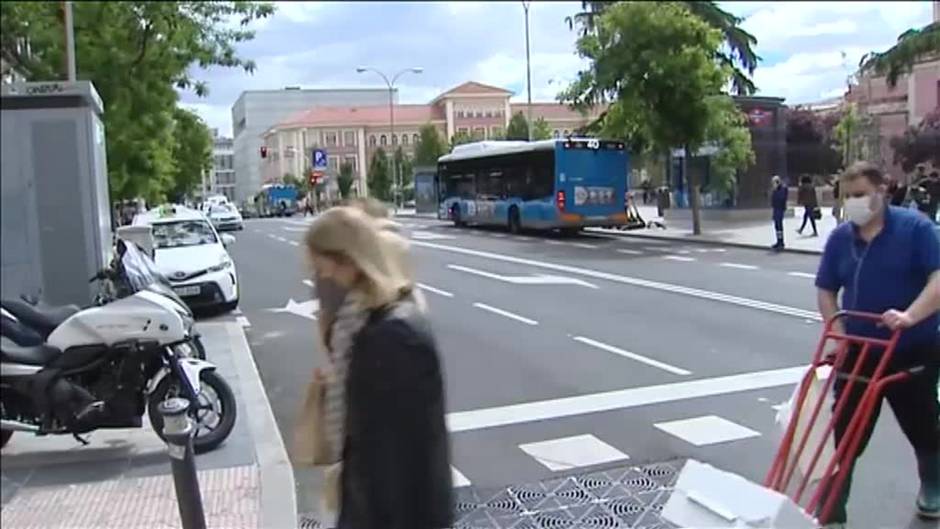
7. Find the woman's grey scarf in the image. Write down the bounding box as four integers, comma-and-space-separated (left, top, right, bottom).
322, 292, 368, 462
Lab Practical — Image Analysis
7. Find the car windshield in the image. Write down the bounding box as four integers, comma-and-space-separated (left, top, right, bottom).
210, 204, 234, 215
151, 220, 218, 248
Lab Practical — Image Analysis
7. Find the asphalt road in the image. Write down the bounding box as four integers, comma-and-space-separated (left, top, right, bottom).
224, 215, 929, 529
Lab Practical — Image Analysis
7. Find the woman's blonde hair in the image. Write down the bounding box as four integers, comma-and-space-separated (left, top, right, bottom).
304, 206, 412, 309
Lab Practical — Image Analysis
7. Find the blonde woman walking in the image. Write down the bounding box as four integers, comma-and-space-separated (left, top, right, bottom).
304, 206, 452, 529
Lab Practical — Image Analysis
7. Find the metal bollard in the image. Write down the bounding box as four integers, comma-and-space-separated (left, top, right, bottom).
159, 397, 207, 529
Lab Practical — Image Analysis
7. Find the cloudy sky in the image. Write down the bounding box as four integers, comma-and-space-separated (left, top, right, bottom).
179, 1, 934, 137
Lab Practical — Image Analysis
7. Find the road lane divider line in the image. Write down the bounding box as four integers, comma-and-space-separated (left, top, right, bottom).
472, 302, 538, 326
545, 240, 566, 246
570, 242, 599, 249
514, 236, 533, 242
491, 233, 507, 238
266, 234, 278, 240
720, 263, 759, 270
411, 240, 821, 321
236, 316, 251, 328
275, 236, 288, 243
446, 364, 806, 432
288, 241, 300, 247
616, 249, 644, 255
788, 272, 816, 279
573, 336, 691, 376
417, 283, 454, 298
663, 255, 696, 262
644, 247, 672, 252
302, 279, 314, 288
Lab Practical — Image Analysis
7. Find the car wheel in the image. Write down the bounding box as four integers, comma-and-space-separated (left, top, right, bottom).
221, 298, 239, 313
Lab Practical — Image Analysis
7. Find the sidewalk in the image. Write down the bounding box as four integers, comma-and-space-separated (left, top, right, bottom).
592, 205, 832, 255
0, 322, 295, 529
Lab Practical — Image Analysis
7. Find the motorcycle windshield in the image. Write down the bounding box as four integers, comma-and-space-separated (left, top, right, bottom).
118, 240, 159, 294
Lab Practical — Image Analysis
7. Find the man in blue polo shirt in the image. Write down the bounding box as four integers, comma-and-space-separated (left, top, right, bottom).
815, 162, 940, 526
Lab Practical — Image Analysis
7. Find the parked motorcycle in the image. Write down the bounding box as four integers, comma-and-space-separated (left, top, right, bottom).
1, 270, 207, 360
0, 239, 235, 452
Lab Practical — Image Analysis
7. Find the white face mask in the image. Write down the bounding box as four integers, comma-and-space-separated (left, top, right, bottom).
844, 194, 880, 226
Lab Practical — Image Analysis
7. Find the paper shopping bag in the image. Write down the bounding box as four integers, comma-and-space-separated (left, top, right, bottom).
291, 377, 334, 466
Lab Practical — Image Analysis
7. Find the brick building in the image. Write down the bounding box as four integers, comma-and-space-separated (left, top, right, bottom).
260, 81, 600, 197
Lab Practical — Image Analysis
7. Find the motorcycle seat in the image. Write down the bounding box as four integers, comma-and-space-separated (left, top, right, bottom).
0, 299, 80, 337
0, 341, 61, 365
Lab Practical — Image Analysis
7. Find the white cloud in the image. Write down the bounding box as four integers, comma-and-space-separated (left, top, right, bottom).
179, 101, 233, 138
274, 1, 330, 24
752, 47, 869, 104
473, 51, 587, 103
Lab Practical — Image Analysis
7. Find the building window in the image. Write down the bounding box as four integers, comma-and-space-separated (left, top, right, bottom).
369, 135, 377, 147
473, 127, 485, 139
456, 110, 465, 118
328, 156, 340, 172
413, 133, 420, 145
401, 134, 409, 146
345, 155, 358, 172
485, 110, 493, 118
326, 132, 337, 147
495, 109, 503, 117
491, 126, 503, 138
553, 130, 561, 138
475, 109, 483, 118
391, 134, 398, 146
380, 135, 387, 146
563, 130, 570, 136
457, 127, 469, 136
344, 131, 356, 146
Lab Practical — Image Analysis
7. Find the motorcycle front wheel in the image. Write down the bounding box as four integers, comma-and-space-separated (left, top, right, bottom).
148, 370, 237, 454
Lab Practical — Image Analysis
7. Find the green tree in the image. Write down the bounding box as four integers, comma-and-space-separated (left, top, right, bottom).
532, 117, 553, 140
506, 111, 530, 140
395, 147, 414, 202
282, 172, 309, 199
368, 148, 391, 201
337, 162, 355, 199
703, 96, 754, 194
167, 107, 213, 202
450, 131, 475, 146
860, 22, 939, 88
563, 1, 751, 235
0, 1, 274, 200
414, 124, 449, 166
565, 1, 759, 95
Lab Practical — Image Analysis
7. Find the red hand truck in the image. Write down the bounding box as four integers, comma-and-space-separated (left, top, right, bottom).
764, 310, 919, 523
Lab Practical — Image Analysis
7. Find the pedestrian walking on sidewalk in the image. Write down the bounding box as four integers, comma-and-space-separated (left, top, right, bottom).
796, 176, 819, 237
770, 175, 788, 250
303, 206, 452, 529
814, 162, 940, 526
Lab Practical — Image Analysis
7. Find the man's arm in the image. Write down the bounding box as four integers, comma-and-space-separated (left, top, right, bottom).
882, 270, 940, 330
817, 288, 845, 334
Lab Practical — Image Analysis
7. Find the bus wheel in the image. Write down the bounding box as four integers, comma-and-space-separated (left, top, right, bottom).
560, 227, 581, 237
451, 205, 464, 227
508, 207, 521, 234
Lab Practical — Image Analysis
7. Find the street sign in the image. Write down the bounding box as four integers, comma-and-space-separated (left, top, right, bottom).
312, 149, 327, 170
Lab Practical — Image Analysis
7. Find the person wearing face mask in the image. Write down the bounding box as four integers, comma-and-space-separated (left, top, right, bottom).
304, 206, 452, 529
814, 162, 940, 527
770, 175, 789, 250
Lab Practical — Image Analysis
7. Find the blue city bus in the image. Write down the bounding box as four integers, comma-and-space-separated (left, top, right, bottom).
437, 138, 630, 233
255, 184, 298, 217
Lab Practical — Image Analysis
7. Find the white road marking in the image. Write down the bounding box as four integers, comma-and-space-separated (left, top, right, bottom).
267, 234, 278, 240
788, 272, 816, 279
448, 264, 598, 288
472, 302, 538, 326
302, 279, 314, 288
663, 255, 696, 262
266, 299, 319, 321
696, 248, 728, 253
275, 236, 288, 243
519, 434, 629, 472
232, 308, 243, 315
644, 247, 671, 252
573, 336, 691, 376
616, 249, 644, 255
445, 365, 806, 432
654, 415, 761, 446
289, 241, 300, 247
491, 233, 507, 238
570, 242, 599, 249
451, 466, 471, 488
545, 240, 566, 246
514, 236, 533, 242
720, 263, 759, 270
236, 316, 251, 328
411, 230, 456, 241
411, 241, 821, 321
417, 282, 454, 298
282, 227, 307, 232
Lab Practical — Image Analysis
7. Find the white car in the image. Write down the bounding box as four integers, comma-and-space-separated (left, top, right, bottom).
207, 203, 244, 231
134, 206, 239, 312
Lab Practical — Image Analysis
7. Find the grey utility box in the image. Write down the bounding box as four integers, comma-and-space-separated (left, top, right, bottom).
1, 81, 112, 306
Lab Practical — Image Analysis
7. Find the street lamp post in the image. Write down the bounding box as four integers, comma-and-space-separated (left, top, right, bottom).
356, 66, 423, 208
522, 1, 533, 141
